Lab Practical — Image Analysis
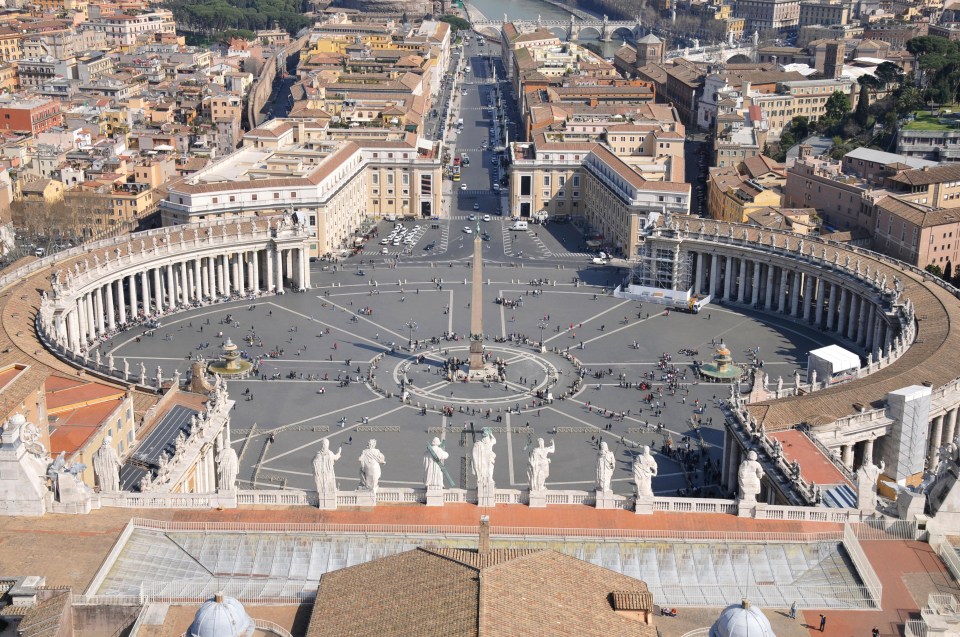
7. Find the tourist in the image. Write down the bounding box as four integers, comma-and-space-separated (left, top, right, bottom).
819, 614, 826, 631
789, 601, 797, 619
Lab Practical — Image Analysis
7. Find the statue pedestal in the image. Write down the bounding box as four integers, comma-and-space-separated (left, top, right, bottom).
318, 493, 337, 510
595, 489, 618, 509
425, 488, 445, 507
477, 487, 496, 508
737, 497, 757, 518
634, 495, 654, 515
354, 490, 377, 507
528, 489, 547, 508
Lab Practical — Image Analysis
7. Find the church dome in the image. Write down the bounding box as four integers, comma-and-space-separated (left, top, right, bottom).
188, 593, 255, 637
710, 599, 776, 637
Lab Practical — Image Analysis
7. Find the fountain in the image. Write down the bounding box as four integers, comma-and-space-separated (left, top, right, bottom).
207, 338, 253, 378
698, 342, 743, 382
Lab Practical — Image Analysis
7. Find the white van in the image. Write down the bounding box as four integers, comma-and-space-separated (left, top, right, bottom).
509, 220, 528, 231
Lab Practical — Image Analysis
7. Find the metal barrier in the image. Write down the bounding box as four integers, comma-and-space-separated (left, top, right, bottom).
127, 517, 845, 542
842, 523, 883, 608
852, 518, 919, 540
905, 619, 928, 637
930, 534, 960, 582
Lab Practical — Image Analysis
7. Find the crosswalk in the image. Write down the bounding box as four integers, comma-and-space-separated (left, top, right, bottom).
455, 188, 496, 197
550, 251, 593, 260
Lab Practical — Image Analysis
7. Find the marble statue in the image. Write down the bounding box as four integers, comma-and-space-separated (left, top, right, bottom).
174, 431, 186, 453
810, 369, 818, 387
138, 472, 153, 492
772, 438, 783, 458
472, 428, 497, 490
596, 441, 615, 493
95, 350, 101, 368
92, 436, 121, 492
123, 359, 129, 378
216, 444, 239, 491
424, 437, 449, 490
867, 352, 873, 366
738, 450, 764, 502
791, 460, 801, 477
173, 369, 181, 387
156, 366, 163, 386
526, 438, 555, 492
358, 439, 386, 492
856, 459, 884, 511
632, 445, 658, 498
776, 376, 783, 392
797, 239, 804, 254
107, 353, 114, 371
793, 370, 800, 389
313, 439, 341, 500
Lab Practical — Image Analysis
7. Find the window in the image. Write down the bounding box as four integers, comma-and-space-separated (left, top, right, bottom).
229, 195, 235, 202
572, 175, 580, 187
543, 176, 551, 186
274, 192, 280, 199
251, 194, 257, 201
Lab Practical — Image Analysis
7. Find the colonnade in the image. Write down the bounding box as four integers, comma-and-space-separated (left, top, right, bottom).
55, 245, 309, 353
688, 251, 894, 356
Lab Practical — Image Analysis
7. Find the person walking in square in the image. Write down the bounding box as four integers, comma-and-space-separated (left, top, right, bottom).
789, 601, 797, 619
819, 614, 826, 631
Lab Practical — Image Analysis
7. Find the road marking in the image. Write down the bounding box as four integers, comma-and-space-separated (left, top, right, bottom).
542, 299, 632, 345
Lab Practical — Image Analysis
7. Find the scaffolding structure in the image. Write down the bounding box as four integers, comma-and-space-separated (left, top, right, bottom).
624, 239, 692, 293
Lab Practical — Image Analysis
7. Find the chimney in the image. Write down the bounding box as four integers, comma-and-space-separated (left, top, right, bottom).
214, 592, 224, 603
741, 599, 751, 610
479, 515, 490, 555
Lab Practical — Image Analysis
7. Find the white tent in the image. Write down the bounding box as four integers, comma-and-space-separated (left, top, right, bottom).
807, 344, 860, 384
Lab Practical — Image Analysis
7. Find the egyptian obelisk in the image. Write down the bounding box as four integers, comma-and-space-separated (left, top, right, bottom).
469, 220, 484, 372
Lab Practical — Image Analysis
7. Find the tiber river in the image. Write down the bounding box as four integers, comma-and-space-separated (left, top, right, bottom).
466, 0, 633, 57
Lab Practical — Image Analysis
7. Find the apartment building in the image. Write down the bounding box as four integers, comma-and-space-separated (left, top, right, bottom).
733, 0, 801, 32
0, 96, 63, 135
0, 27, 22, 65
872, 196, 960, 268
798, 0, 850, 26
707, 155, 786, 223
582, 146, 691, 257
161, 120, 442, 256
81, 7, 175, 48
862, 20, 928, 48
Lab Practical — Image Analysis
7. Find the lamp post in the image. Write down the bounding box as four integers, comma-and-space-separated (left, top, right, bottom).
405, 319, 418, 348
537, 320, 547, 353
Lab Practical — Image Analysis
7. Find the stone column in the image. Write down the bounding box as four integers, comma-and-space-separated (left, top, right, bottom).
207, 256, 216, 298
693, 252, 702, 295
873, 313, 884, 355
836, 288, 849, 336
298, 248, 308, 290
217, 255, 227, 296
825, 283, 836, 331
276, 248, 285, 292
764, 264, 775, 309
841, 444, 854, 471
863, 437, 875, 466
751, 261, 761, 306
67, 310, 80, 352
815, 278, 825, 326
777, 268, 788, 313
251, 250, 260, 293
710, 253, 719, 297
180, 261, 191, 304
140, 270, 150, 315
856, 297, 869, 346
865, 307, 876, 352
231, 254, 241, 294
165, 263, 176, 308
737, 258, 747, 303
846, 293, 858, 342
238, 252, 246, 294
930, 415, 945, 468
153, 267, 164, 313
116, 277, 126, 325
76, 297, 88, 344
266, 248, 275, 292
790, 272, 801, 317
723, 256, 733, 300
130, 272, 139, 321
105, 280, 116, 332
94, 287, 105, 335
727, 443, 741, 493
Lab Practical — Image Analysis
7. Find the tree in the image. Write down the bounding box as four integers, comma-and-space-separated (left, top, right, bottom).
946, 260, 954, 281
855, 82, 871, 127
438, 15, 470, 32
824, 91, 852, 122
926, 264, 944, 278
875, 61, 905, 86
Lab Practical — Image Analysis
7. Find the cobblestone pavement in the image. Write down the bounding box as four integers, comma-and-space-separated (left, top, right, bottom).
105, 260, 840, 497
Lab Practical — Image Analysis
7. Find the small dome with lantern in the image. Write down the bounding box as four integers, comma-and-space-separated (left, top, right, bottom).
710, 599, 776, 637
188, 592, 255, 637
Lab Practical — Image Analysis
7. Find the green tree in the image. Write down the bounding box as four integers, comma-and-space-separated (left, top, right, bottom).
946, 260, 954, 281
855, 81, 871, 127
926, 264, 945, 278
824, 91, 852, 121
438, 15, 470, 31
875, 61, 905, 86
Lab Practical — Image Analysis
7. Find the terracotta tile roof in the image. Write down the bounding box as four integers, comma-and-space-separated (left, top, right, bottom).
887, 163, 960, 186
306, 548, 656, 637
15, 590, 70, 637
